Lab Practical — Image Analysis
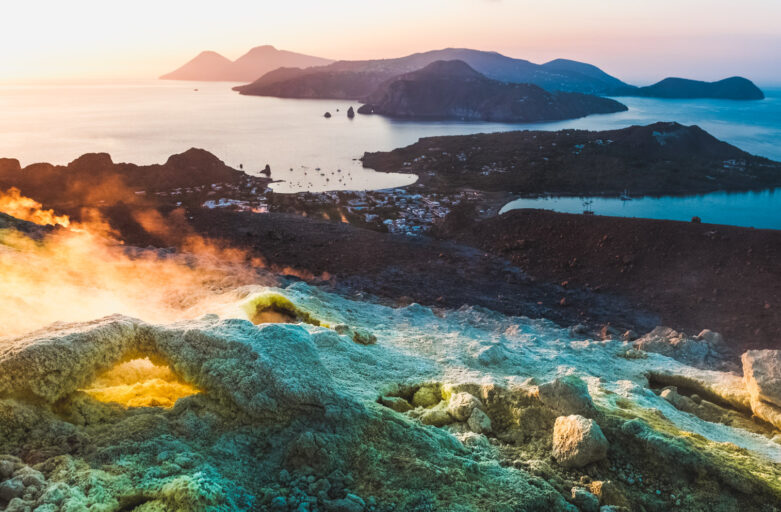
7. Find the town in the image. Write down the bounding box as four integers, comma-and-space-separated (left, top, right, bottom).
194, 183, 483, 236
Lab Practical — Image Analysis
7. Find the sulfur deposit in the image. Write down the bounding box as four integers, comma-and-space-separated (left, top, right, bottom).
1, 282, 781, 511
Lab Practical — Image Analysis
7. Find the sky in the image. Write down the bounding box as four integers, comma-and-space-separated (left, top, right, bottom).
1, 0, 780, 85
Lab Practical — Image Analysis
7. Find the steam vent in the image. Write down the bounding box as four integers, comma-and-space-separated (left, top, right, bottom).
0, 286, 780, 511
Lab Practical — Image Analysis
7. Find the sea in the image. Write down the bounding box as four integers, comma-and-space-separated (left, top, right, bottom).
1, 80, 780, 228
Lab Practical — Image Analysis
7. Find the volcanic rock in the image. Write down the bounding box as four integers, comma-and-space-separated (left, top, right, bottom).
742, 350, 781, 406
447, 392, 484, 421
420, 404, 453, 427
571, 486, 600, 512
379, 396, 413, 413
537, 375, 597, 418
466, 407, 492, 434
552, 415, 609, 468
633, 326, 728, 368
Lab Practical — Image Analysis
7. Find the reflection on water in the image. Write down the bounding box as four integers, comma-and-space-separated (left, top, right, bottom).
0, 81, 779, 194
500, 188, 781, 230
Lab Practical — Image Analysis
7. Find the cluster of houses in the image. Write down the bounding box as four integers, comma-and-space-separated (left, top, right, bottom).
142, 179, 270, 212
271, 187, 481, 235
195, 183, 482, 236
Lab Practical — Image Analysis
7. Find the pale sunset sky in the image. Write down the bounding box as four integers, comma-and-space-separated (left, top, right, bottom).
1, 0, 780, 85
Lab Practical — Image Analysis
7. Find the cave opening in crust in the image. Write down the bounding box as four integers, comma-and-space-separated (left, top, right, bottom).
246, 293, 324, 327
80, 357, 200, 408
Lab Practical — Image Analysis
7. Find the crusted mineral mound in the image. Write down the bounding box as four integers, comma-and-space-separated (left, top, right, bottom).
0, 315, 571, 511
2, 285, 781, 510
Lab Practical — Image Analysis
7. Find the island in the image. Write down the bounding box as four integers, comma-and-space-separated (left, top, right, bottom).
361, 121, 781, 196
232, 47, 634, 99
160, 45, 332, 82
356, 60, 628, 122
230, 46, 765, 101
617, 76, 765, 100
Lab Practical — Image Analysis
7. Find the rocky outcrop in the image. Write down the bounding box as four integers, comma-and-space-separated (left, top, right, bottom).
742, 350, 781, 407
633, 326, 731, 369
742, 350, 781, 429
0, 148, 270, 208
552, 415, 609, 468
0, 158, 20, 174
357, 60, 627, 122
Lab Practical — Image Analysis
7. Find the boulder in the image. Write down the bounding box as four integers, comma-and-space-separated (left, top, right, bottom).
742, 350, 781, 407
552, 415, 608, 468
588, 480, 629, 508
0, 477, 24, 502
467, 408, 492, 434
696, 329, 724, 347
420, 405, 453, 427
347, 107, 355, 118
379, 396, 413, 413
659, 386, 697, 413
447, 392, 484, 421
537, 375, 597, 417
0, 460, 14, 480
571, 487, 600, 512
634, 326, 727, 367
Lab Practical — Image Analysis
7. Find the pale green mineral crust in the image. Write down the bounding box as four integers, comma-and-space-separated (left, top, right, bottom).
1, 286, 780, 511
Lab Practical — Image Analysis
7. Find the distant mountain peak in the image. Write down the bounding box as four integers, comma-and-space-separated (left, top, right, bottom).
409, 60, 484, 79
161, 45, 333, 82
245, 44, 278, 54
197, 50, 226, 57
